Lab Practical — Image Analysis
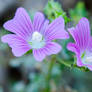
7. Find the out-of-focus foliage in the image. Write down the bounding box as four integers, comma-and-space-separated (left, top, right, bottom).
12, 81, 25, 92
10, 55, 62, 92
0, 87, 3, 92
0, 29, 9, 51
69, 1, 88, 24
44, 0, 70, 23
10, 55, 39, 68
0, 29, 10, 65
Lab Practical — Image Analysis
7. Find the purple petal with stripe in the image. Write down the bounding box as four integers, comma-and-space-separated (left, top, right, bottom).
68, 18, 90, 51
43, 42, 62, 55
67, 43, 80, 56
67, 42, 83, 66
33, 42, 61, 61
33, 49, 46, 62
3, 7, 34, 39
41, 20, 49, 34
1, 34, 31, 57
45, 17, 69, 41
87, 37, 92, 51
33, 12, 45, 32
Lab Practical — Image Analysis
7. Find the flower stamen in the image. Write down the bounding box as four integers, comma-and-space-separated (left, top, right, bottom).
28, 31, 45, 49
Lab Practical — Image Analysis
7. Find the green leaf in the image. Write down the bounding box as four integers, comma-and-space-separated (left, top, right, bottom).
44, 0, 70, 23
69, 1, 88, 24
25, 49, 33, 55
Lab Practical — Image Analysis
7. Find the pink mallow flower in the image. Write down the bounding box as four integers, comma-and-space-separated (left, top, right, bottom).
67, 17, 92, 70
2, 7, 69, 61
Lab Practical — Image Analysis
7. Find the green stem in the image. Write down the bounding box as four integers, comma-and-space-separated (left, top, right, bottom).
45, 55, 56, 92
57, 57, 84, 70
57, 57, 71, 68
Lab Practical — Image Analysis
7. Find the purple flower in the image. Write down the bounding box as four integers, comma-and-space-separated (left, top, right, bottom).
2, 7, 69, 61
67, 17, 92, 70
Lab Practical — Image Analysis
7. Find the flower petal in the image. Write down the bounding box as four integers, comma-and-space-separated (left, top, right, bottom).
76, 55, 92, 70
87, 37, 92, 51
33, 12, 45, 32
68, 17, 90, 50
76, 55, 84, 67
67, 42, 83, 66
33, 49, 46, 62
1, 34, 31, 57
41, 20, 49, 34
33, 42, 61, 61
67, 42, 80, 55
43, 42, 62, 55
3, 7, 34, 39
45, 17, 69, 41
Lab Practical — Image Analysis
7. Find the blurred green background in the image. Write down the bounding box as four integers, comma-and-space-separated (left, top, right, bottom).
0, 0, 92, 92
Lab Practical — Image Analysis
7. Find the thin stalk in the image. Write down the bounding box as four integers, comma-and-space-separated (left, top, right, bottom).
57, 57, 84, 70
57, 57, 71, 68
45, 55, 56, 92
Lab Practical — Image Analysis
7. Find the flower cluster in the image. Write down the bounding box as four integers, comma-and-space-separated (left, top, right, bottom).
1, 7, 92, 71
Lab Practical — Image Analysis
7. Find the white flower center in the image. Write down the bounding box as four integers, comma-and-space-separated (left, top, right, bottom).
85, 56, 92, 63
28, 31, 45, 49
32, 31, 43, 42
82, 51, 92, 64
